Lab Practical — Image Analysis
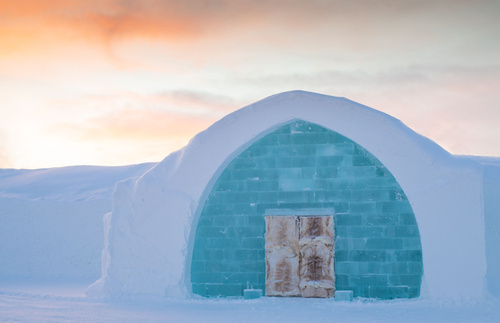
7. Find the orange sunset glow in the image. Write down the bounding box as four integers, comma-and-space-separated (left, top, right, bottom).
1, 0, 499, 169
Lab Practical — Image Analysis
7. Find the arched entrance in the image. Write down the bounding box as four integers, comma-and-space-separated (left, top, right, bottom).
191, 120, 423, 299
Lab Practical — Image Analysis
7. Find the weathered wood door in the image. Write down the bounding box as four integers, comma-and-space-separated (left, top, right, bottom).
265, 215, 335, 298
299, 216, 335, 297
265, 216, 301, 296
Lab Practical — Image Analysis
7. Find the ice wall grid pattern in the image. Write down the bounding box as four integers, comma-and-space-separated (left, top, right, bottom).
191, 120, 423, 299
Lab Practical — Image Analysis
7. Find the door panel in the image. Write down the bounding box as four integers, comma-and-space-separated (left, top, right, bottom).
265, 216, 300, 296
299, 216, 335, 297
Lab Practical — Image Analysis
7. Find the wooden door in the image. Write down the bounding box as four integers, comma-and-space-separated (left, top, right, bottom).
265, 215, 335, 298
299, 216, 335, 297
265, 216, 300, 296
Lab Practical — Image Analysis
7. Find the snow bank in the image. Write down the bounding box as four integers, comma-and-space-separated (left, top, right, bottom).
2, 289, 500, 322
0, 164, 156, 201
0, 163, 156, 281
90, 91, 490, 300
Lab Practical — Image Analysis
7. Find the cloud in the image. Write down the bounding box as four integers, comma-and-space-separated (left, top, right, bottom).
231, 63, 500, 94
75, 109, 213, 141
155, 90, 239, 116
51, 89, 240, 117
50, 108, 213, 151
2, 0, 498, 56
48, 89, 241, 143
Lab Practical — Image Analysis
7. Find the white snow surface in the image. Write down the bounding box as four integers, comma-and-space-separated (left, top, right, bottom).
1, 284, 500, 322
0, 163, 156, 280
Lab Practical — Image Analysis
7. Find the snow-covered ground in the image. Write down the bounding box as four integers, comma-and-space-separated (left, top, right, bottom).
1, 288, 499, 322
1, 281, 499, 322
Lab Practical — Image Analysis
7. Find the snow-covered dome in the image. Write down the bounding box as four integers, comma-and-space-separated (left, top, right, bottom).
87, 91, 490, 300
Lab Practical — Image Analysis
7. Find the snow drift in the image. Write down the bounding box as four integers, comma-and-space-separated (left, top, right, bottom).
0, 163, 156, 281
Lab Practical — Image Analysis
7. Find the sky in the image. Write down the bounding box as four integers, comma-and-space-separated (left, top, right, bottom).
0, 0, 499, 169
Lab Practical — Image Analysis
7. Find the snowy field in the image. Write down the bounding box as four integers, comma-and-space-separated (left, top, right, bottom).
1, 281, 499, 322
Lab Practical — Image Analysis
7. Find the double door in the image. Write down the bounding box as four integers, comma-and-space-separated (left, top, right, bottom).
265, 215, 335, 298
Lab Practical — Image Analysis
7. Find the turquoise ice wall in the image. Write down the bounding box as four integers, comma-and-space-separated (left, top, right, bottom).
191, 120, 422, 299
